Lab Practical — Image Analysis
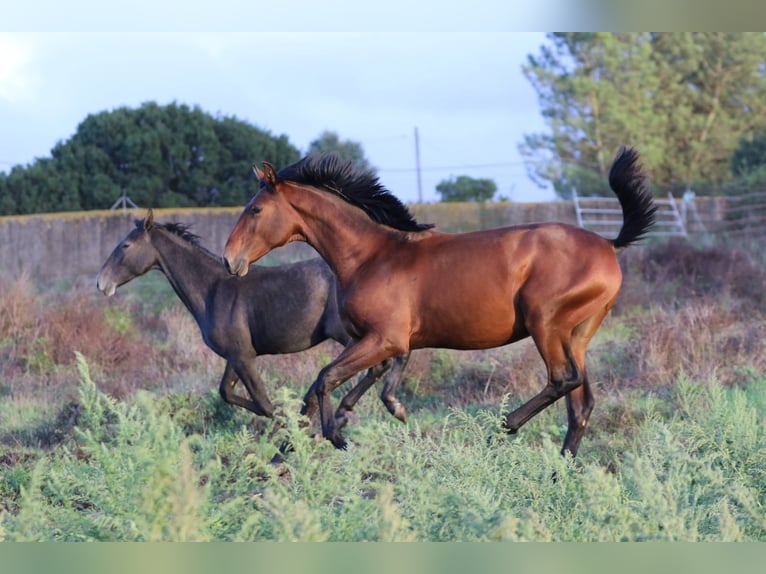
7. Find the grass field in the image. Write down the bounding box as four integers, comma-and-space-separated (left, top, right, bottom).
1, 238, 764, 541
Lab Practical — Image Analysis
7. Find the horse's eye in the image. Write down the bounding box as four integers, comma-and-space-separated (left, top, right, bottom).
251, 206, 262, 215
121, 243, 130, 250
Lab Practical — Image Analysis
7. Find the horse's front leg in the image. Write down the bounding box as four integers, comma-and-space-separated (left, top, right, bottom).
305, 335, 400, 449
335, 350, 413, 428
377, 351, 411, 423
335, 358, 394, 431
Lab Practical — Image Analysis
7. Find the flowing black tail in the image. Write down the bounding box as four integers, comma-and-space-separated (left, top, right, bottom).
609, 146, 657, 249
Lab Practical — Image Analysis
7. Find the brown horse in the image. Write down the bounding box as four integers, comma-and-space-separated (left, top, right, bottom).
223, 147, 656, 456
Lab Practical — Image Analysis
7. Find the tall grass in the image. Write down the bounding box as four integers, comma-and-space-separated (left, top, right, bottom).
1, 353, 763, 542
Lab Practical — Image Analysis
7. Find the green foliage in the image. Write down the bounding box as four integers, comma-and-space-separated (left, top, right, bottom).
3, 353, 210, 541
23, 337, 55, 375
0, 102, 301, 215
435, 175, 498, 203
1, 353, 763, 541
102, 307, 133, 335
731, 131, 766, 178
522, 32, 766, 198
307, 130, 375, 174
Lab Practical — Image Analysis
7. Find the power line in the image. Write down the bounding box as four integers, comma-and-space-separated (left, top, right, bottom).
378, 161, 527, 173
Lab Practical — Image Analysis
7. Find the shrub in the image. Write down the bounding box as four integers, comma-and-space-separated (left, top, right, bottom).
2, 356, 763, 541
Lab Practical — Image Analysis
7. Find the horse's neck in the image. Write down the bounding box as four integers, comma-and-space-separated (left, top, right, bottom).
153, 231, 222, 319
290, 187, 395, 285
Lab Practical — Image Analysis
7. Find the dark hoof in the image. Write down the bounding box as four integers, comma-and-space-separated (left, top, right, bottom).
393, 403, 407, 424
270, 452, 285, 465
267, 455, 288, 476
503, 420, 519, 435
329, 435, 348, 450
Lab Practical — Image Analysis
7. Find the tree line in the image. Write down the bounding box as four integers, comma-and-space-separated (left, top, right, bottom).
522, 32, 766, 198
0, 102, 301, 215
5, 33, 766, 214
0, 100, 492, 215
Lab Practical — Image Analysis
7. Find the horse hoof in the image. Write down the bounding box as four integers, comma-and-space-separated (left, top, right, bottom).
270, 452, 285, 465
394, 404, 407, 424
268, 456, 288, 476
330, 435, 348, 450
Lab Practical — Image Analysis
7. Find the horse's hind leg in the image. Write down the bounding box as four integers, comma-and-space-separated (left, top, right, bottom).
562, 379, 594, 457
504, 309, 605, 456
218, 362, 269, 416
503, 338, 583, 436
225, 360, 275, 418
378, 352, 411, 423
560, 313, 603, 456
503, 303, 590, 433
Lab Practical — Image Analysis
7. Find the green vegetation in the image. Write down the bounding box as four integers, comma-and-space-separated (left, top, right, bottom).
435, 175, 499, 203
1, 357, 763, 541
522, 33, 766, 197
306, 131, 376, 174
1, 239, 765, 541
0, 107, 383, 217
0, 102, 301, 215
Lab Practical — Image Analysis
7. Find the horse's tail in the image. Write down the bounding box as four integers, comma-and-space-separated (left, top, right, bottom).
609, 146, 657, 250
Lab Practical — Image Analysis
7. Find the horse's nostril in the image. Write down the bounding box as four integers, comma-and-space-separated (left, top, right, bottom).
223, 257, 232, 274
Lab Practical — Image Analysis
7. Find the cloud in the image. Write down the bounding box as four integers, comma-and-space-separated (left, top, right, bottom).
0, 34, 39, 102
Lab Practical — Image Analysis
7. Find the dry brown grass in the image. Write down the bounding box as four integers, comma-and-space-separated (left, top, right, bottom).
618, 237, 766, 311
608, 239, 766, 391
0, 273, 45, 370
2, 237, 765, 450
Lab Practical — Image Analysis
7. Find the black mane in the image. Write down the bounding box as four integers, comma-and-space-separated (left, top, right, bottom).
276, 154, 434, 232
136, 218, 218, 259
160, 222, 203, 246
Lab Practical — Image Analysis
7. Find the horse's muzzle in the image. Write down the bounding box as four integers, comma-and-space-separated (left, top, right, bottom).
223, 256, 249, 277
96, 274, 117, 297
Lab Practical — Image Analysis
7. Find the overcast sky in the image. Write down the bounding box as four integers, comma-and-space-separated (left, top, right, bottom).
0, 28, 557, 203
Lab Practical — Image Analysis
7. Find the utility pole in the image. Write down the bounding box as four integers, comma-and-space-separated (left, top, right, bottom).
414, 126, 423, 203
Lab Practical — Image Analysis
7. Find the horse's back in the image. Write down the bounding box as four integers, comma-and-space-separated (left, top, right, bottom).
408, 222, 617, 287
378, 223, 622, 350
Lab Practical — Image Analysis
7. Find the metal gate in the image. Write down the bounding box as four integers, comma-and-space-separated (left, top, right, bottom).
573, 190, 686, 238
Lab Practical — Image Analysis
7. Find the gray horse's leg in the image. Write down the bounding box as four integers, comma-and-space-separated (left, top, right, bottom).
218, 360, 275, 418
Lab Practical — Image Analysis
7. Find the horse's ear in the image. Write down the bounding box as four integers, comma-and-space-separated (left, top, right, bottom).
262, 162, 278, 187
253, 163, 265, 180
144, 209, 154, 230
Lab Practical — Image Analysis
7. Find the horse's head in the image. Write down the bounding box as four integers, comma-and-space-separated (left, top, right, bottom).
223, 162, 304, 277
96, 210, 159, 296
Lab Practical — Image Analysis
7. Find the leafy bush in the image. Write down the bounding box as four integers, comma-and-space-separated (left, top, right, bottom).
1, 355, 763, 541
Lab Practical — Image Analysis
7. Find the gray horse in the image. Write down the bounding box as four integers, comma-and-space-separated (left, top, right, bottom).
96, 210, 409, 423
